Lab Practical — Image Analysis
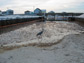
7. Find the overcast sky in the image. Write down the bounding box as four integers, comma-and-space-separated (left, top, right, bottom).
0, 0, 84, 14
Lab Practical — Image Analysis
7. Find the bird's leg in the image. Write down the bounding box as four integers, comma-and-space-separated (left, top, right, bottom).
38, 36, 40, 45
39, 36, 42, 44
40, 36, 42, 44
37, 36, 41, 46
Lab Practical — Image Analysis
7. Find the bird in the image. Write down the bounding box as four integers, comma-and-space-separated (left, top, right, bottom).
36, 28, 44, 39
36, 28, 44, 44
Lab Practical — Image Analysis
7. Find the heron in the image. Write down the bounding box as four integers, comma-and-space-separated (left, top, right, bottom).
36, 28, 44, 44
36, 28, 44, 37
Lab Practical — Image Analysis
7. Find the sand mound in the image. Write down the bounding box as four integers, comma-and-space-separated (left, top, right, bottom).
0, 21, 84, 47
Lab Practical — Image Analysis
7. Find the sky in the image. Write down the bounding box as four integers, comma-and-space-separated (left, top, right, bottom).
0, 0, 84, 14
